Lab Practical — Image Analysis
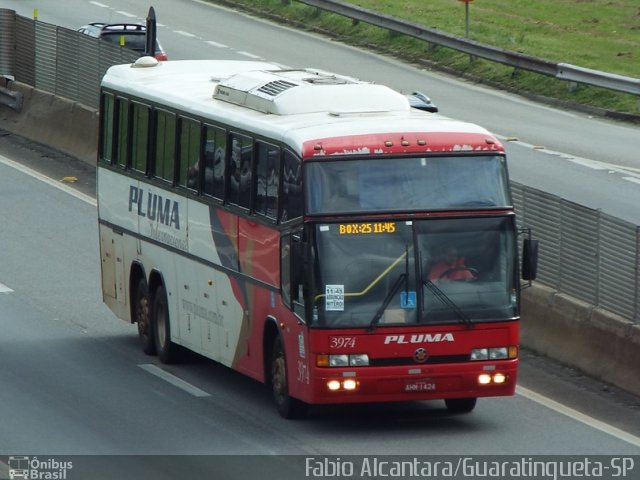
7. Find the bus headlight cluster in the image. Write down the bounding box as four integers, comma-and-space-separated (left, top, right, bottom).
317, 354, 369, 367
478, 373, 508, 385
470, 346, 517, 361
326, 379, 359, 392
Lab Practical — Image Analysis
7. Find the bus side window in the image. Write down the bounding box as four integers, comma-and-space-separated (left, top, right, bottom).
153, 109, 176, 183
99, 93, 115, 164
255, 141, 280, 220
178, 117, 201, 191
281, 150, 302, 222
228, 133, 252, 209
130, 102, 150, 174
203, 124, 226, 200
115, 97, 129, 169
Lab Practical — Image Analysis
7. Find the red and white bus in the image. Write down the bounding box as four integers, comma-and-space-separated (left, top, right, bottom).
97, 57, 537, 418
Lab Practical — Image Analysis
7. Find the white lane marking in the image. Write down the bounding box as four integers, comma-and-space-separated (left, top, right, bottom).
89, 1, 109, 7
139, 364, 211, 397
517, 385, 640, 449
0, 282, 13, 293
0, 155, 96, 206
174, 30, 197, 38
238, 51, 262, 59
622, 177, 640, 185
499, 135, 640, 179
205, 40, 229, 49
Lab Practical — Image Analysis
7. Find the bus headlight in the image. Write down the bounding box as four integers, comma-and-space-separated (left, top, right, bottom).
343, 379, 358, 390
478, 373, 509, 385
471, 348, 488, 361
327, 380, 341, 391
493, 373, 507, 384
349, 354, 369, 366
329, 355, 349, 367
317, 354, 370, 367
489, 347, 508, 360
471, 346, 516, 361
325, 378, 360, 392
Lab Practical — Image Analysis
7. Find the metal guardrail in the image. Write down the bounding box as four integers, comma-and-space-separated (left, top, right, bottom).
297, 0, 640, 98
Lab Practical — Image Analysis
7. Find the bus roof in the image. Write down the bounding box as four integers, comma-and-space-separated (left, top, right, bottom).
101, 58, 504, 157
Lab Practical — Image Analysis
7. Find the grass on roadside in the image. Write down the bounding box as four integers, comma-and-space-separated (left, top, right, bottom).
208, 0, 640, 116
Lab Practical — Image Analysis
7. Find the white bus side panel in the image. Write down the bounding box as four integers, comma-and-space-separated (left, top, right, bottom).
98, 168, 245, 367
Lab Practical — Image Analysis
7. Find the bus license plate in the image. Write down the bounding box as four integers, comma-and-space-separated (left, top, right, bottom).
405, 380, 436, 392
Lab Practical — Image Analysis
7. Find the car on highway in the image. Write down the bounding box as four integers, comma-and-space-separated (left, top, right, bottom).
405, 91, 438, 112
77, 23, 168, 61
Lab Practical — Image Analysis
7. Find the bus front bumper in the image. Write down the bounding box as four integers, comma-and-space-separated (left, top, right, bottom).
303, 359, 518, 405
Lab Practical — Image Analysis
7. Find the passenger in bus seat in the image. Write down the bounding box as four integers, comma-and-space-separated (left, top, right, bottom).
428, 246, 477, 282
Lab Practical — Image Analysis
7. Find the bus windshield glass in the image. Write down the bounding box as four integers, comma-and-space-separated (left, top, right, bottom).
305, 155, 510, 214
310, 216, 517, 328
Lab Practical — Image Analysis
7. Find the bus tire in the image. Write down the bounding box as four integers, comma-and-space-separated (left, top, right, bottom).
153, 284, 178, 364
445, 397, 477, 413
134, 278, 156, 355
270, 335, 308, 419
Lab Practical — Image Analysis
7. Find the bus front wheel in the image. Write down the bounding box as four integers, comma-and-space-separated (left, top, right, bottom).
270, 335, 307, 419
153, 284, 178, 364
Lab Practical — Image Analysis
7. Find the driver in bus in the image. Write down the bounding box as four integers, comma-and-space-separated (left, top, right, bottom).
428, 246, 477, 282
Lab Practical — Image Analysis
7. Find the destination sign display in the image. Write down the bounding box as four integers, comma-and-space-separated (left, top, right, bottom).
338, 222, 396, 235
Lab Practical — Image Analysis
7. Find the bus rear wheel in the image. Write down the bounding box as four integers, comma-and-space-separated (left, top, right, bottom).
134, 278, 155, 355
270, 335, 307, 419
153, 284, 178, 364
445, 397, 477, 413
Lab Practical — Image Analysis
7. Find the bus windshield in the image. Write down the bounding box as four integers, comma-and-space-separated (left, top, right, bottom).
305, 155, 510, 215
311, 216, 517, 328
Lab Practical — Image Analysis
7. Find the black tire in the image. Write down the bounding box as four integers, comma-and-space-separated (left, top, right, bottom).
270, 335, 308, 419
153, 284, 178, 364
445, 397, 477, 413
134, 278, 156, 355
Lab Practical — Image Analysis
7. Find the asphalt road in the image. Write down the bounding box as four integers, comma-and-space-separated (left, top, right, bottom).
1, 134, 639, 462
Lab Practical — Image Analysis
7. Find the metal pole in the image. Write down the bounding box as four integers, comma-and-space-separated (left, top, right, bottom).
465, 2, 470, 38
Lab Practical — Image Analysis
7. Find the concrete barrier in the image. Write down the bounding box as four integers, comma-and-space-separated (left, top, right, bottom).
0, 81, 97, 165
1, 80, 638, 399
522, 284, 640, 397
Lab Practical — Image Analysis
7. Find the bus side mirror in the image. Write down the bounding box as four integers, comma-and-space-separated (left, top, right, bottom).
521, 238, 539, 281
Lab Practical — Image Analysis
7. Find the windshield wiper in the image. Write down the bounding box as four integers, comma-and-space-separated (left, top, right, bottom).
368, 273, 407, 332
423, 279, 475, 329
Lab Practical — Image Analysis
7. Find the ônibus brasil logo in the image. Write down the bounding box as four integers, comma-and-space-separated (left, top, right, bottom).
6, 456, 73, 480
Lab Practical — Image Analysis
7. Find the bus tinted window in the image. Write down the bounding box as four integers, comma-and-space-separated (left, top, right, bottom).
178, 117, 201, 191
100, 93, 114, 164
154, 110, 176, 182
228, 134, 252, 209
203, 125, 226, 199
281, 150, 302, 221
116, 98, 129, 168
305, 155, 510, 214
255, 142, 280, 220
131, 102, 149, 173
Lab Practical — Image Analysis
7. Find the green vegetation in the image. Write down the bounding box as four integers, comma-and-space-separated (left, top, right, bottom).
207, 0, 640, 116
